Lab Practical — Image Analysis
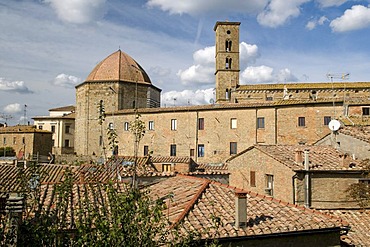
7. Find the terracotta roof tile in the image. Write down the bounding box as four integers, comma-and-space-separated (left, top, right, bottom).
338, 126, 370, 143
149, 175, 347, 240
48, 105, 75, 112
237, 82, 370, 91
150, 156, 193, 164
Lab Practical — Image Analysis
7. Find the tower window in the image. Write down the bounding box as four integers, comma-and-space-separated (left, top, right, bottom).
225, 58, 232, 69
227, 30, 231, 35
225, 40, 232, 52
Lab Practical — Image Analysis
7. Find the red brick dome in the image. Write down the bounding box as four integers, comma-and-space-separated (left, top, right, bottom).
85, 50, 151, 84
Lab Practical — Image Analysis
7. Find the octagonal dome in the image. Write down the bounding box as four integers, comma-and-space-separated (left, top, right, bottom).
85, 50, 151, 84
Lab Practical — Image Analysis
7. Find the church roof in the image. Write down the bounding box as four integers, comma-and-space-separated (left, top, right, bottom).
83, 50, 152, 85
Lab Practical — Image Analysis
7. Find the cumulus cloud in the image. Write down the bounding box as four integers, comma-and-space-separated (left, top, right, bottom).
306, 16, 329, 30
257, 0, 310, 28
316, 0, 348, 8
330, 5, 370, 32
0, 78, 33, 94
3, 103, 22, 114
52, 74, 82, 88
240, 66, 298, 84
146, 0, 267, 15
43, 0, 107, 24
161, 88, 215, 106
177, 42, 259, 86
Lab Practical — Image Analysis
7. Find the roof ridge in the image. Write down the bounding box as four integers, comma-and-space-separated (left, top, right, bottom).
170, 179, 210, 229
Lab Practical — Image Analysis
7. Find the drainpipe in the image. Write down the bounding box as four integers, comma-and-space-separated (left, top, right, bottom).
292, 174, 298, 204
195, 111, 199, 163
304, 150, 310, 208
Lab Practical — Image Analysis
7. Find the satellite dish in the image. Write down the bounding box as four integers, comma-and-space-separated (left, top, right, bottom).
328, 119, 340, 131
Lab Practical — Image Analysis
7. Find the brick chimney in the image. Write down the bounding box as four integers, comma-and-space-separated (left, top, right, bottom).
79, 170, 86, 183
295, 149, 303, 164
235, 191, 247, 228
340, 153, 349, 168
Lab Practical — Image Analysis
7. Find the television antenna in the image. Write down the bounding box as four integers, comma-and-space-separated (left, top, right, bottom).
0, 114, 12, 125
326, 73, 350, 117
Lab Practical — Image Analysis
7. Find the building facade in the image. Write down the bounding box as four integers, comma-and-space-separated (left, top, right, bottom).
33, 105, 75, 155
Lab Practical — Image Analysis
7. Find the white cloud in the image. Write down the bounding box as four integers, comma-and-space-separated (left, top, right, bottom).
330, 5, 370, 32
52, 74, 82, 88
43, 0, 107, 24
3, 103, 22, 114
306, 16, 329, 30
240, 66, 298, 84
161, 88, 215, 106
146, 0, 267, 15
0, 78, 33, 94
316, 0, 348, 8
257, 0, 310, 28
177, 42, 259, 86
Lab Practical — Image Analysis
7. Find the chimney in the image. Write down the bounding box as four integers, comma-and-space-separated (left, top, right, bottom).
340, 153, 349, 167
235, 192, 247, 228
295, 149, 303, 164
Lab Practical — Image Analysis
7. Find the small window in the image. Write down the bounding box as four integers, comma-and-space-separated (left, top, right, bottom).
257, 117, 265, 129
298, 117, 306, 127
51, 125, 56, 133
108, 122, 114, 130
13, 137, 16, 145
162, 164, 171, 172
22, 137, 25, 144
190, 149, 195, 157
250, 171, 256, 187
99, 136, 103, 146
231, 118, 237, 129
266, 96, 273, 101
198, 118, 204, 130
3, 137, 6, 145
171, 119, 177, 130
65, 125, 71, 134
363, 107, 370, 116
65, 139, 70, 148
144, 145, 149, 156
52, 139, 55, 146
265, 174, 274, 196
148, 121, 154, 130
230, 142, 237, 155
324, 116, 331, 125
124, 122, 129, 131
170, 144, 176, 156
38, 125, 43, 130
198, 144, 205, 157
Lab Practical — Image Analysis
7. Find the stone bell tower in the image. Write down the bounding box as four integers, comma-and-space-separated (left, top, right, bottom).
214, 21, 240, 103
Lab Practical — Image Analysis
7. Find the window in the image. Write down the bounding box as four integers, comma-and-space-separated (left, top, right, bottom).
38, 125, 43, 130
108, 122, 114, 130
52, 139, 55, 146
171, 119, 177, 130
231, 118, 237, 129
65, 125, 71, 134
363, 107, 370, 116
124, 122, 129, 131
144, 145, 149, 156
170, 144, 176, 156
257, 117, 265, 129
298, 117, 306, 127
230, 142, 237, 155
265, 174, 274, 196
266, 96, 273, 101
198, 144, 205, 157
250, 171, 256, 187
3, 137, 6, 145
51, 125, 56, 133
148, 121, 154, 130
22, 137, 25, 144
64, 139, 70, 148
99, 136, 103, 146
225, 58, 232, 69
324, 116, 331, 125
198, 118, 204, 130
13, 137, 16, 145
190, 149, 195, 157
162, 164, 171, 172
225, 40, 232, 52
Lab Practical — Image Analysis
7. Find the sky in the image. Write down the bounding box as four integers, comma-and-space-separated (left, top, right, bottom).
1, 0, 370, 125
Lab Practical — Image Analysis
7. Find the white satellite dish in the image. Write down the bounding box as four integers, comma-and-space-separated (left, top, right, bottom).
328, 119, 341, 131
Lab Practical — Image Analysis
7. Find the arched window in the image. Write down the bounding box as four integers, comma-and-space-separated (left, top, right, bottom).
225, 89, 229, 99
225, 40, 232, 52
225, 58, 229, 69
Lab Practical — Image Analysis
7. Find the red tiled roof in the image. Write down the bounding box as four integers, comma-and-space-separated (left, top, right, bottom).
150, 156, 193, 164
320, 209, 370, 246
149, 175, 347, 240
0, 125, 52, 134
196, 163, 228, 171
338, 126, 370, 143
227, 145, 365, 171
48, 105, 75, 112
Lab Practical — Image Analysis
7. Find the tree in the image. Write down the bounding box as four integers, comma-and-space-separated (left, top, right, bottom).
347, 159, 370, 208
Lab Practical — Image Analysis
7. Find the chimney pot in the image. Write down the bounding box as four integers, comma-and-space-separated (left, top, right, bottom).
295, 149, 303, 164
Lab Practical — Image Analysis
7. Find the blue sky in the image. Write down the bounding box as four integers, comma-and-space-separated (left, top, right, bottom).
1, 0, 370, 125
